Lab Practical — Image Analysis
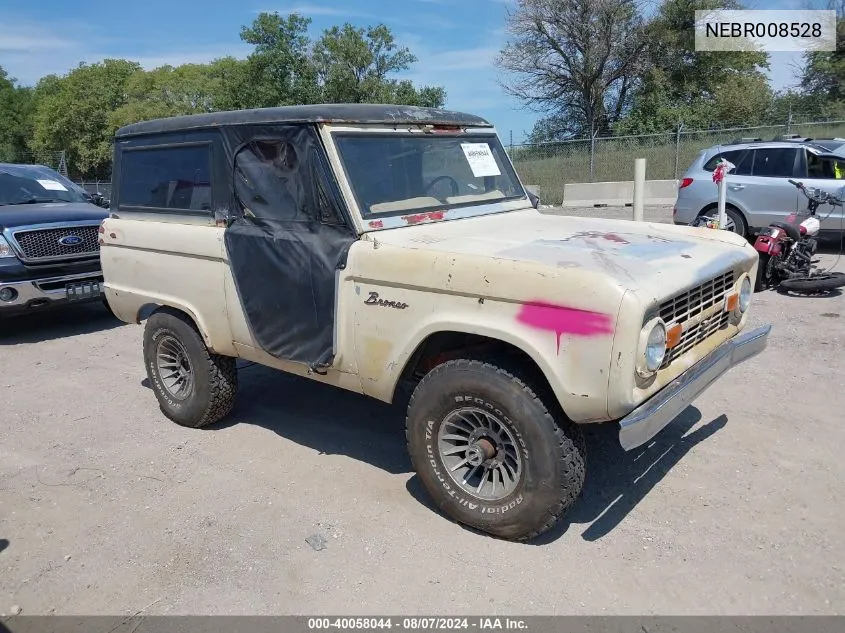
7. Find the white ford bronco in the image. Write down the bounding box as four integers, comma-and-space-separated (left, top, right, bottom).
101, 105, 771, 541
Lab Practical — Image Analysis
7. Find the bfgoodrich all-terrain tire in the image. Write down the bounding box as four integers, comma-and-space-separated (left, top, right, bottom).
405, 359, 586, 541
143, 309, 238, 428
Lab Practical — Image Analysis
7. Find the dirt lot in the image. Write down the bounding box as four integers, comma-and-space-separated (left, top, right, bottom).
2, 205, 844, 616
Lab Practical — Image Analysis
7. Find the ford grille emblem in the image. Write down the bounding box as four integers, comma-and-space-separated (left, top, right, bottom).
58, 235, 83, 247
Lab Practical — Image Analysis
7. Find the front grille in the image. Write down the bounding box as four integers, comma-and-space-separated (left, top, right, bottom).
12, 225, 100, 261
659, 271, 735, 325
661, 310, 730, 368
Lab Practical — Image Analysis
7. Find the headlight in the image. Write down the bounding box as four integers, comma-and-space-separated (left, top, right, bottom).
0, 235, 15, 259
739, 276, 752, 313
638, 319, 667, 377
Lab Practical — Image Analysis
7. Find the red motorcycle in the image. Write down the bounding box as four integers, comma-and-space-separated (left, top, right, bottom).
753, 179, 845, 294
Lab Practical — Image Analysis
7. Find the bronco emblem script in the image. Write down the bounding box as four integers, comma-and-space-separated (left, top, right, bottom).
364, 291, 408, 310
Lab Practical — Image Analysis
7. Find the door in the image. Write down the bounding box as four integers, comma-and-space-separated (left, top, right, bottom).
800, 149, 845, 232
222, 125, 356, 370
729, 147, 802, 229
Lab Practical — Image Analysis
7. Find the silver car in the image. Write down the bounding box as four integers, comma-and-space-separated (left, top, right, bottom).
673, 138, 845, 237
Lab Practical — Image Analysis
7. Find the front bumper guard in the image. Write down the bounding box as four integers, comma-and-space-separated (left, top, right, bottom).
0, 271, 104, 310
618, 324, 772, 451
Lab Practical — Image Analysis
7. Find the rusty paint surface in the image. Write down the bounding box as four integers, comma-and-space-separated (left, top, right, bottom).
402, 211, 446, 225
368, 220, 384, 229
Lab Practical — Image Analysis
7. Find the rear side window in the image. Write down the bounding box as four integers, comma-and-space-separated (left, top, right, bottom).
751, 148, 798, 178
119, 143, 212, 211
703, 149, 752, 175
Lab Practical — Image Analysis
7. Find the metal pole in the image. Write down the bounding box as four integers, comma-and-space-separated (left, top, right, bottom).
717, 175, 727, 228
633, 158, 646, 222
589, 126, 596, 182
674, 122, 683, 179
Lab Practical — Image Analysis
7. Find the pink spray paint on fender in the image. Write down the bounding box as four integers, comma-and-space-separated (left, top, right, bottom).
516, 301, 614, 353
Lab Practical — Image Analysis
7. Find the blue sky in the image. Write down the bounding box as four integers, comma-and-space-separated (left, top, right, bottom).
0, 0, 806, 143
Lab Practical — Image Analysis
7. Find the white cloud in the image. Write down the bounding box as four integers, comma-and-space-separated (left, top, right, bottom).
0, 19, 251, 86
257, 3, 373, 17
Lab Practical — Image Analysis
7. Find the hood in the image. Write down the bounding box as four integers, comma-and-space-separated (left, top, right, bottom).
370, 209, 756, 295
0, 202, 108, 229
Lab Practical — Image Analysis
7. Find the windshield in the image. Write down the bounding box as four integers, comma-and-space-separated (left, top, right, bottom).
332, 133, 525, 218
0, 166, 88, 206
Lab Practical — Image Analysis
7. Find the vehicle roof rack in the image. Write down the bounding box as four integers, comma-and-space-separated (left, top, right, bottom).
772, 134, 812, 142
731, 137, 763, 143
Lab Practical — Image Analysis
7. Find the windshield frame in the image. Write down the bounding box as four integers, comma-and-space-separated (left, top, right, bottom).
323, 124, 531, 232
0, 165, 89, 206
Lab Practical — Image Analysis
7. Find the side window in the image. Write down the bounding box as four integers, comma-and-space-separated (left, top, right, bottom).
233, 136, 346, 226
312, 158, 344, 226
806, 151, 838, 179
703, 149, 751, 174
120, 144, 212, 211
234, 139, 302, 221
751, 148, 798, 178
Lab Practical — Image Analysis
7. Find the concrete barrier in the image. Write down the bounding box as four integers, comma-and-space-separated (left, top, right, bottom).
561, 179, 679, 207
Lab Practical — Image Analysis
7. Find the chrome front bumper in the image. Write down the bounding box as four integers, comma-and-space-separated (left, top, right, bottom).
0, 271, 104, 311
618, 324, 772, 451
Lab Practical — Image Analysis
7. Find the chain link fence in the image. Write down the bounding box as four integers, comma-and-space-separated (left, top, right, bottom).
510, 119, 845, 205
8, 118, 845, 209
2, 150, 70, 177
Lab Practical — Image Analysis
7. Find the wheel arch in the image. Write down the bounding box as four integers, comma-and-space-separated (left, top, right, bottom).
140, 301, 216, 351
698, 201, 750, 233
388, 326, 569, 421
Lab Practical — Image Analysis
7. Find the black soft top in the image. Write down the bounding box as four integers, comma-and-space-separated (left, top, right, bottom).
114, 104, 492, 138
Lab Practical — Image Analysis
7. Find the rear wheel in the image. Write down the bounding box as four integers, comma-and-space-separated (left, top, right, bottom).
778, 272, 845, 294
143, 309, 238, 428
695, 206, 747, 238
405, 359, 586, 541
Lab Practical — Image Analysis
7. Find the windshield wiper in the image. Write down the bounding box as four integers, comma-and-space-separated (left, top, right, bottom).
3, 197, 62, 205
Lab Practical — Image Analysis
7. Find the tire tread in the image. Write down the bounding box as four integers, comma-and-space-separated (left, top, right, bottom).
405, 358, 585, 542
145, 309, 238, 428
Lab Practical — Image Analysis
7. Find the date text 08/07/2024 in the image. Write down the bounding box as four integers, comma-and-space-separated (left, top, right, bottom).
307, 617, 529, 630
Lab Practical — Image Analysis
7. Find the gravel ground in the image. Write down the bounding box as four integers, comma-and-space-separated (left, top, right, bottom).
1, 205, 844, 616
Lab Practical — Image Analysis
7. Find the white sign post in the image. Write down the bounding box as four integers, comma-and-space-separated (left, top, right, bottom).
713, 158, 736, 229
633, 158, 646, 222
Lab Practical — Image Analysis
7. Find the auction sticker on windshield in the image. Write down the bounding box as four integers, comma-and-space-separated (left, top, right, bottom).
37, 179, 68, 191
461, 143, 501, 178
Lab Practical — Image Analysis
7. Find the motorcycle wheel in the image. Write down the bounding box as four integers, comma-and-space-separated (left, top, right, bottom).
778, 272, 845, 294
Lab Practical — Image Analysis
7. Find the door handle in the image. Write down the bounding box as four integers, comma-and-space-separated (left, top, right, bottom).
729, 185, 745, 191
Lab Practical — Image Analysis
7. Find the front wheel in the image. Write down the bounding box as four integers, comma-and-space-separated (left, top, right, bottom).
405, 359, 586, 541
143, 309, 238, 428
778, 272, 845, 294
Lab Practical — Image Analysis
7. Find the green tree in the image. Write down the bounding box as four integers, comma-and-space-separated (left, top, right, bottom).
30, 59, 141, 178
312, 23, 443, 106
108, 63, 226, 130
497, 0, 650, 139
237, 12, 320, 108
616, 0, 772, 133
800, 0, 844, 114
0, 66, 34, 162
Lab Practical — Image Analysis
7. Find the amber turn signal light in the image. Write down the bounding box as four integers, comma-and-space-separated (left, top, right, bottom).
725, 292, 739, 312
665, 323, 683, 349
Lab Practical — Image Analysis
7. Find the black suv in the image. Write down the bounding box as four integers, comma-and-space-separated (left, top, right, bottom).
0, 163, 109, 317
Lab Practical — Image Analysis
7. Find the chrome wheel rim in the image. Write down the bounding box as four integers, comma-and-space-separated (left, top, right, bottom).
437, 407, 523, 501
155, 335, 194, 400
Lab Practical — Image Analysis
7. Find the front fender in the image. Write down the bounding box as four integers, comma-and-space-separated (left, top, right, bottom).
353, 293, 621, 424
